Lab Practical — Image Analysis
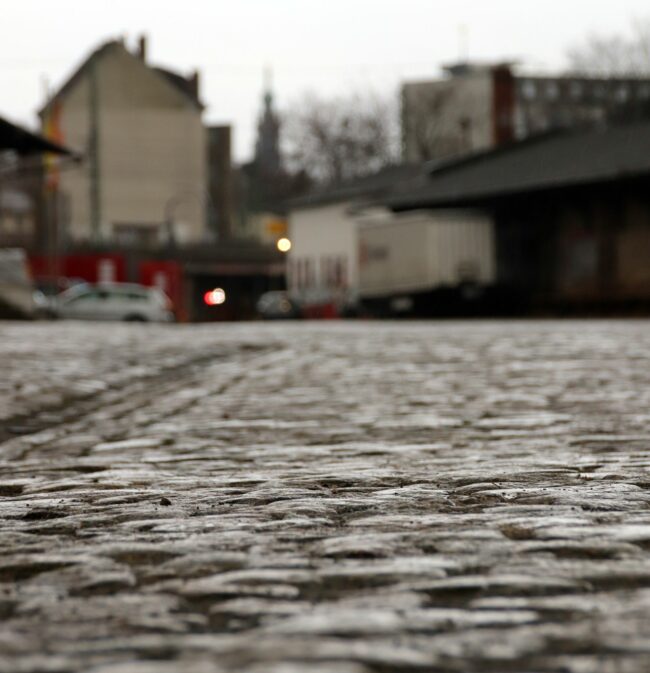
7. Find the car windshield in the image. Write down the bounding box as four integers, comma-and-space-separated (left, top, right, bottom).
63, 289, 105, 304
58, 285, 90, 301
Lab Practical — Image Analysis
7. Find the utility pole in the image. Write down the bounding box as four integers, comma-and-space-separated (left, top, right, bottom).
42, 78, 60, 278
89, 56, 101, 242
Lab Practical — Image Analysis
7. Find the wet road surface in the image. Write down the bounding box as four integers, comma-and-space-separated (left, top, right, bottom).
2, 320, 650, 672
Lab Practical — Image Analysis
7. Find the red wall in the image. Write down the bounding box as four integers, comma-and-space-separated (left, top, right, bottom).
28, 254, 186, 320
29, 253, 126, 284
139, 260, 185, 321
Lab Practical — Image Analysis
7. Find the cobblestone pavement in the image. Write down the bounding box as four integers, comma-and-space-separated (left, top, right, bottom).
3, 320, 650, 673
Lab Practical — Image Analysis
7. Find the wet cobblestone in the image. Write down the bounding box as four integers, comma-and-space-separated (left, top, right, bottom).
2, 320, 650, 672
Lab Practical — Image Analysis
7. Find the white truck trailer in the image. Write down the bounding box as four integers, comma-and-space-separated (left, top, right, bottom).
357, 209, 495, 315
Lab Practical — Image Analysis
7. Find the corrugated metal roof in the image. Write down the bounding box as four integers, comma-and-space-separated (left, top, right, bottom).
388, 121, 650, 210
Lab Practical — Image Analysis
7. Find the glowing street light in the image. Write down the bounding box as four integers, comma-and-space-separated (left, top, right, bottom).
277, 237, 292, 253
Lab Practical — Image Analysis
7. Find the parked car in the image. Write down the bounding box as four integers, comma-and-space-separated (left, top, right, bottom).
0, 249, 40, 319
256, 291, 301, 319
54, 282, 174, 322
36, 276, 85, 298
32, 277, 86, 319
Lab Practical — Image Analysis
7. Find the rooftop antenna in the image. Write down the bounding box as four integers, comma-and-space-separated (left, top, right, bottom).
458, 23, 469, 63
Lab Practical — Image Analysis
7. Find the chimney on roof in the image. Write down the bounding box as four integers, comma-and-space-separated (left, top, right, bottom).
137, 35, 147, 62
189, 70, 200, 99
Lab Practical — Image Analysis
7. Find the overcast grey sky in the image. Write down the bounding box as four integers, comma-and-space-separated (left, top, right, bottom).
2, 0, 649, 160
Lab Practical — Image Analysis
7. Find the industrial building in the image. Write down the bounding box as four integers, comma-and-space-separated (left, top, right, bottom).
390, 119, 650, 314
402, 62, 650, 163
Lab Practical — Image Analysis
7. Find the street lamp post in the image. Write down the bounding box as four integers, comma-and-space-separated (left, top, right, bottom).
163, 188, 216, 246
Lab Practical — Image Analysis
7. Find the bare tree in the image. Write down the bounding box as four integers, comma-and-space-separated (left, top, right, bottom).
401, 82, 463, 162
282, 91, 399, 185
567, 18, 650, 76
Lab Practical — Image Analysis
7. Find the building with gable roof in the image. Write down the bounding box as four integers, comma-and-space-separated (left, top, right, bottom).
39, 36, 207, 247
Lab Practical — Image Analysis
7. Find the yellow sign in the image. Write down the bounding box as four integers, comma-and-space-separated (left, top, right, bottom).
265, 218, 288, 236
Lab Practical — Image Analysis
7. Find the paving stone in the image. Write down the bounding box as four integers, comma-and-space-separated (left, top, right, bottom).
2, 320, 650, 671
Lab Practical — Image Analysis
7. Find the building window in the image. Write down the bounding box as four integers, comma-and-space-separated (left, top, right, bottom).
521, 80, 537, 100
296, 259, 305, 290
570, 81, 584, 100
304, 259, 314, 289
98, 259, 116, 283
593, 83, 607, 99
153, 271, 168, 293
113, 223, 160, 247
513, 107, 527, 139
321, 256, 331, 288
336, 257, 348, 288
615, 85, 630, 102
546, 81, 560, 100
638, 84, 650, 99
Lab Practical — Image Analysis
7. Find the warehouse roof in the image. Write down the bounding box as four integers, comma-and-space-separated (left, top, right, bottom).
288, 163, 426, 210
0, 115, 72, 155
388, 121, 650, 210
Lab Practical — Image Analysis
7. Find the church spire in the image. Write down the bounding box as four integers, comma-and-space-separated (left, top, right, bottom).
263, 65, 272, 103
254, 67, 281, 176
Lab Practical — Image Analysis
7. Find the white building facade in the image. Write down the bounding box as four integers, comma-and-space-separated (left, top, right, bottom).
402, 62, 650, 164
40, 39, 207, 246
287, 202, 358, 300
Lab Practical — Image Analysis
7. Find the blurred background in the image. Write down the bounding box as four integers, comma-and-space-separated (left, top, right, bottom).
2, 0, 650, 321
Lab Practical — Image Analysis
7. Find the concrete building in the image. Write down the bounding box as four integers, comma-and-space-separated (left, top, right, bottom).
39, 37, 207, 247
206, 125, 234, 241
0, 114, 74, 252
288, 201, 357, 298
0, 115, 72, 317
402, 62, 650, 163
391, 119, 650, 313
402, 63, 511, 163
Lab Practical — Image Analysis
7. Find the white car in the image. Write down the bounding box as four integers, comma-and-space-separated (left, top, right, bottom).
55, 282, 174, 322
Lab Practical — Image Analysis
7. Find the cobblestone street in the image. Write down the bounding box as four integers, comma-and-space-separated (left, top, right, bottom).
3, 320, 650, 673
